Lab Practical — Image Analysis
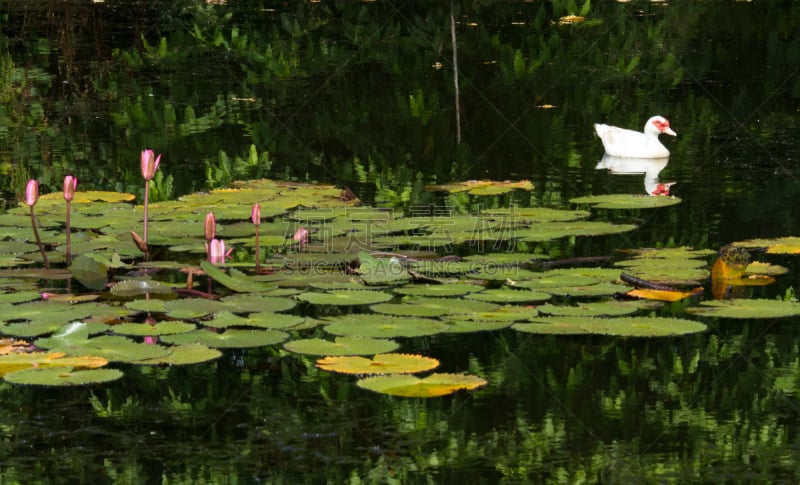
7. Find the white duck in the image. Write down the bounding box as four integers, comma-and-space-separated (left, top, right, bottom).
594, 116, 676, 158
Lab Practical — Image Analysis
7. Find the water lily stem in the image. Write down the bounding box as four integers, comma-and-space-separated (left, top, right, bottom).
254, 227, 260, 273
143, 181, 150, 244
65, 200, 72, 266
29, 205, 49, 270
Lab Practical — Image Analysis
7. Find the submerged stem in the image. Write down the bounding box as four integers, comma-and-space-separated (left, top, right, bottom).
29, 205, 49, 269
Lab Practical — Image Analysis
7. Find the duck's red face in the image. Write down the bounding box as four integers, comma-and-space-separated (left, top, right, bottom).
652, 118, 677, 136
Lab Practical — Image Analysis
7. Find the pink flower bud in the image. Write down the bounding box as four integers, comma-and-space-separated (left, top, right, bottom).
293, 227, 309, 245
63, 175, 77, 202
24, 179, 39, 207
204, 212, 216, 241
251, 204, 261, 226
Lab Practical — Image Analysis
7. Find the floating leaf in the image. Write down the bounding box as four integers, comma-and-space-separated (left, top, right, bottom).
359, 252, 410, 285
323, 314, 449, 338
357, 373, 488, 397
296, 290, 393, 306
0, 352, 108, 376
443, 317, 514, 333
479, 207, 590, 223
160, 328, 289, 348
4, 367, 124, 386
110, 321, 196, 336
425, 179, 533, 195
316, 353, 439, 375
220, 294, 297, 313
537, 300, 657, 317
393, 283, 483, 297
570, 194, 682, 209
627, 288, 702, 302
466, 288, 551, 304
686, 299, 800, 319
35, 334, 172, 363
284, 336, 399, 356
516, 221, 638, 242
513, 316, 707, 337
200, 261, 273, 293
745, 261, 788, 276
70, 253, 109, 291
136, 344, 222, 366
733, 236, 800, 255
110, 279, 175, 297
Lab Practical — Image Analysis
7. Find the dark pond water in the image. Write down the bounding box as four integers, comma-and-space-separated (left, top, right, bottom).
2, 0, 800, 483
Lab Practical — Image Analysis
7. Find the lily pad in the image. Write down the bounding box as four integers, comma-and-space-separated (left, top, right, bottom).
316, 353, 439, 375
466, 288, 552, 304
283, 336, 399, 356
513, 316, 707, 337
356, 373, 488, 397
393, 283, 483, 297
296, 290, 394, 306
160, 328, 289, 348
426, 179, 533, 195
686, 299, 800, 319
35, 334, 172, 363
110, 279, 175, 297
201, 261, 273, 293
515, 221, 638, 242
733, 236, 800, 255
536, 300, 656, 317
4, 367, 125, 386
570, 194, 682, 209
0, 352, 108, 376
110, 321, 196, 336
323, 314, 449, 338
136, 344, 222, 366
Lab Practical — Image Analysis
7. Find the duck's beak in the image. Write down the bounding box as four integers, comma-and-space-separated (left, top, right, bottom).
664, 127, 677, 136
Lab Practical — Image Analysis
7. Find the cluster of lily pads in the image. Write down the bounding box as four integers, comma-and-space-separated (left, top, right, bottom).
1, 174, 800, 395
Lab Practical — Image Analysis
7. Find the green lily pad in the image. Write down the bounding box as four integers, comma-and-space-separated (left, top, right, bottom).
296, 290, 393, 306
359, 252, 410, 286
220, 294, 297, 313
316, 353, 440, 375
201, 261, 273, 293
283, 336, 399, 356
356, 373, 488, 397
466, 288, 552, 304
35, 334, 172, 363
513, 316, 707, 337
110, 279, 175, 297
110, 321, 196, 336
540, 281, 633, 297
686, 299, 800, 319
165, 299, 227, 319
536, 300, 658, 317
393, 283, 483, 297
323, 314, 449, 338
204, 311, 304, 329
515, 221, 638, 242
4, 367, 125, 386
124, 299, 170, 313
370, 303, 450, 318
375, 297, 499, 316
732, 236, 800, 255
479, 207, 591, 223
136, 344, 223, 366
570, 194, 682, 209
160, 328, 289, 348
443, 317, 514, 333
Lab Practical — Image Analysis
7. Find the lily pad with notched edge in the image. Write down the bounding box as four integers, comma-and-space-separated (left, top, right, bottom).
686, 299, 800, 319
356, 373, 488, 397
466, 288, 552, 304
4, 367, 124, 386
515, 221, 638, 242
513, 316, 707, 336
283, 336, 399, 356
316, 353, 439, 375
733, 236, 800, 255
536, 300, 658, 317
393, 283, 483, 297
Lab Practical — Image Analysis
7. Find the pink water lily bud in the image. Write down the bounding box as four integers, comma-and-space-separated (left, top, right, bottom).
140, 149, 162, 181
63, 175, 78, 202
204, 212, 216, 241
143, 336, 159, 345
251, 204, 261, 226
24, 179, 39, 207
293, 227, 309, 245
207, 238, 233, 264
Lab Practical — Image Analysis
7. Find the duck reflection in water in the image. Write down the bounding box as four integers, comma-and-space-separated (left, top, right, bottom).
595, 154, 676, 196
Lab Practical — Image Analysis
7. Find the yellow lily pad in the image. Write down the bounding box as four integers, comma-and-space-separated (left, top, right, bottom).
316, 353, 439, 375
357, 373, 488, 397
